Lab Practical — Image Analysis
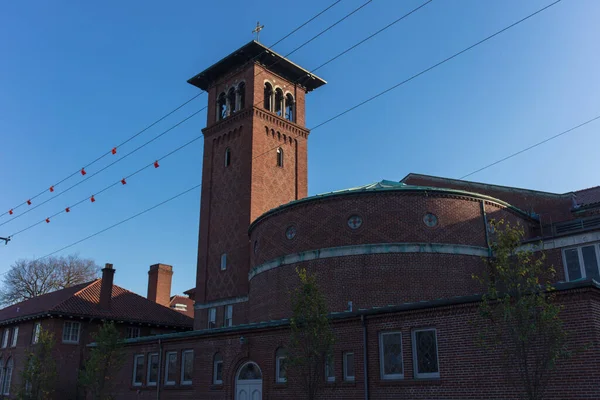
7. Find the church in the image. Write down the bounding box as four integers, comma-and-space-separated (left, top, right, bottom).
112, 40, 600, 399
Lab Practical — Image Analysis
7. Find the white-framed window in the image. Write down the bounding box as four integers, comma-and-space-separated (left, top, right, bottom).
132, 354, 144, 386
10, 327, 18, 348
275, 348, 287, 383
62, 321, 81, 344
213, 353, 223, 384
343, 352, 355, 381
224, 305, 233, 327
412, 328, 440, 379
563, 243, 600, 281
379, 331, 403, 380
1, 329, 9, 348
325, 355, 335, 382
147, 353, 159, 386
3, 358, 13, 395
208, 308, 216, 329
32, 322, 41, 344
126, 327, 141, 339
164, 351, 177, 386
181, 350, 194, 385
220, 253, 227, 271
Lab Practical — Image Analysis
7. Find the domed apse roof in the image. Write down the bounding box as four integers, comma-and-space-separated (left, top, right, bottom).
249, 180, 537, 231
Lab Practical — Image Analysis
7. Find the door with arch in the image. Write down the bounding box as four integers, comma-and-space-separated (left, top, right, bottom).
235, 361, 262, 400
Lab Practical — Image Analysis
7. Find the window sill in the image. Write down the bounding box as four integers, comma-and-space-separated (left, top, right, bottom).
61, 341, 80, 345
378, 378, 442, 386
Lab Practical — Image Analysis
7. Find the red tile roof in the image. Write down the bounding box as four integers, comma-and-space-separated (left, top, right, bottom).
574, 186, 600, 207
0, 279, 192, 328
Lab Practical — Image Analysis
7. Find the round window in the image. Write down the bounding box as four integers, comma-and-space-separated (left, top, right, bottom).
286, 226, 297, 240
423, 213, 438, 228
347, 215, 363, 230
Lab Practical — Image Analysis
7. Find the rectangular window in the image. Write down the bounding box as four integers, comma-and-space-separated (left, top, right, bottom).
181, 350, 194, 385
343, 352, 355, 381
563, 244, 600, 281
10, 327, 18, 348
213, 354, 223, 385
325, 356, 335, 382
1, 329, 9, 348
32, 322, 41, 344
62, 321, 81, 343
133, 355, 144, 386
220, 253, 227, 271
147, 353, 159, 386
379, 331, 403, 379
164, 352, 177, 385
224, 305, 233, 327
127, 327, 141, 339
412, 328, 440, 379
276, 351, 287, 383
208, 308, 216, 329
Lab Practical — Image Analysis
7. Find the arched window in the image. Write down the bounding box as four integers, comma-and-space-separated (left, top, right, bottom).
276, 147, 284, 168
285, 94, 295, 122
274, 88, 284, 117
275, 348, 287, 383
224, 148, 231, 167
227, 87, 236, 115
264, 83, 273, 111
213, 353, 223, 385
3, 358, 13, 395
237, 82, 246, 110
217, 92, 227, 121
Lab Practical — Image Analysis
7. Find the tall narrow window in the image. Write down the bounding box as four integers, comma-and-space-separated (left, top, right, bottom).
147, 353, 159, 386
127, 327, 141, 339
32, 322, 41, 344
224, 148, 231, 167
224, 305, 233, 327
227, 87, 236, 115
275, 348, 287, 383
325, 356, 335, 382
379, 332, 403, 379
220, 253, 227, 270
274, 88, 284, 116
237, 82, 246, 110
3, 358, 13, 395
10, 327, 18, 348
285, 93, 295, 122
208, 308, 216, 329
276, 147, 284, 168
133, 354, 145, 386
181, 350, 194, 385
213, 353, 223, 384
343, 352, 355, 381
264, 83, 273, 111
217, 92, 227, 121
412, 328, 439, 379
1, 329, 8, 348
164, 351, 177, 386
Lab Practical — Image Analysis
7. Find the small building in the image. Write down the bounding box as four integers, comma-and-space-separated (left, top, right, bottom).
0, 263, 192, 399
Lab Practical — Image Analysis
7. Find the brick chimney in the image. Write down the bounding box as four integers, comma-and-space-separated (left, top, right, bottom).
147, 264, 173, 307
99, 263, 115, 310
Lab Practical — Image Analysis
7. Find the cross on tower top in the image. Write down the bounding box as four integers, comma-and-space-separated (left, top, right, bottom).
252, 21, 264, 42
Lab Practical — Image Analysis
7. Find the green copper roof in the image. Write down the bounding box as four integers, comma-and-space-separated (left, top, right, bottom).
249, 180, 538, 232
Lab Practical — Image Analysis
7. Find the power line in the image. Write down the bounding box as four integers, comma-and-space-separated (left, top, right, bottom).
460, 114, 600, 179
0, 0, 342, 221
32, 184, 201, 262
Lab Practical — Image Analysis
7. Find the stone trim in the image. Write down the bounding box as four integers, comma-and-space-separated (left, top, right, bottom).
249, 243, 489, 281
522, 231, 600, 252
194, 296, 249, 310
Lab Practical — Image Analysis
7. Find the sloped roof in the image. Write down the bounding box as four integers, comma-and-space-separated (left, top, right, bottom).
573, 186, 600, 208
169, 295, 194, 318
0, 280, 192, 328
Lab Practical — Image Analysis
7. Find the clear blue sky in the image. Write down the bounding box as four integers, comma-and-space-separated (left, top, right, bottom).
1, 0, 599, 298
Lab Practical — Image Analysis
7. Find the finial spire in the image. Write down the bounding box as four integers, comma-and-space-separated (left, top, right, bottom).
252, 21, 264, 42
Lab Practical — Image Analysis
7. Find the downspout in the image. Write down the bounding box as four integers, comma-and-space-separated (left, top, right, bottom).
156, 339, 162, 400
481, 201, 492, 257
361, 314, 369, 400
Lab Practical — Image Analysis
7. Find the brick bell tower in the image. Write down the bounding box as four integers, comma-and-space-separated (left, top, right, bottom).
188, 41, 326, 329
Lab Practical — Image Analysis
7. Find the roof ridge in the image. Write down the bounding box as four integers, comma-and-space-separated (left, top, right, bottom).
50, 279, 99, 312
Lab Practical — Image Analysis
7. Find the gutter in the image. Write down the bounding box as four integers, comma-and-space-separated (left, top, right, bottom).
157, 338, 162, 400
362, 315, 369, 400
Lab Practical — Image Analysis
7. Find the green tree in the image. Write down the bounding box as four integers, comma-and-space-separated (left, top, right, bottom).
78, 322, 125, 400
288, 268, 335, 400
474, 220, 569, 400
17, 328, 57, 400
